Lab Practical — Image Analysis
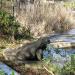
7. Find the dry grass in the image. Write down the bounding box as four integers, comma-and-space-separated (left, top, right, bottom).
20, 2, 74, 37
0, 1, 75, 37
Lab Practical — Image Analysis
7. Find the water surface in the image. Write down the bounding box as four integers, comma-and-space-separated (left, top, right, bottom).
0, 62, 20, 75
44, 29, 75, 68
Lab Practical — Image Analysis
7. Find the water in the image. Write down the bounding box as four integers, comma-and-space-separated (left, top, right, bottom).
0, 62, 20, 75
49, 29, 75, 43
67, 29, 75, 35
44, 29, 75, 68
44, 44, 75, 68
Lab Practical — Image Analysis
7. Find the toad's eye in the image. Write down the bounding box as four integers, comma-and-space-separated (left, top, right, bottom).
47, 39, 51, 44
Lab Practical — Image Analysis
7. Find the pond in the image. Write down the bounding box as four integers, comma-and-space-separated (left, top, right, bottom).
49, 29, 75, 42
43, 44, 75, 68
0, 62, 20, 75
44, 29, 75, 68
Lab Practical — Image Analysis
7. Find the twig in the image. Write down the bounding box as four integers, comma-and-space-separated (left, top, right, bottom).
43, 66, 54, 75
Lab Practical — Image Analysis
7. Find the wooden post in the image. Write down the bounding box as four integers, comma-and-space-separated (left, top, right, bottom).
12, 5, 15, 17
11, 1, 15, 43
18, 0, 20, 10
0, 0, 2, 9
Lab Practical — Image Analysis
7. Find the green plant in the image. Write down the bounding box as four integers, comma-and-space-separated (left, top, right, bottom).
71, 54, 75, 69
61, 63, 71, 75
15, 27, 33, 40
0, 10, 20, 41
0, 70, 6, 75
55, 48, 61, 54
0, 69, 15, 75
11, 71, 15, 75
61, 55, 75, 75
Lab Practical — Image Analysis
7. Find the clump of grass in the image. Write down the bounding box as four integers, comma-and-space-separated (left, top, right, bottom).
0, 69, 15, 75
24, 2, 74, 37
0, 70, 6, 75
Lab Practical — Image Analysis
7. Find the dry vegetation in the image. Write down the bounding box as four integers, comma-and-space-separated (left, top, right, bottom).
0, 0, 75, 38
15, 0, 75, 37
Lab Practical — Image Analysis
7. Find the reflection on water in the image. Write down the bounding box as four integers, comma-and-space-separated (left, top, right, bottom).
44, 28, 75, 68
67, 29, 75, 35
43, 43, 75, 68
50, 29, 75, 43
0, 62, 20, 75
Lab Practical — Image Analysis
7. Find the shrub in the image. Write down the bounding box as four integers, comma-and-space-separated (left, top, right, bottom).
61, 55, 75, 75
14, 26, 33, 40
61, 62, 75, 75
0, 10, 20, 41
0, 10, 33, 41
26, 1, 73, 36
